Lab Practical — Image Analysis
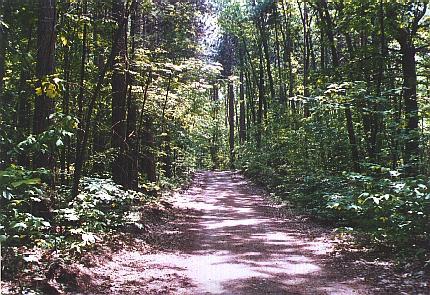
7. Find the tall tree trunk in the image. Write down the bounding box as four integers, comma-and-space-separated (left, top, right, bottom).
72, 1, 136, 197
368, 0, 387, 161
315, 0, 339, 68
298, 0, 310, 116
257, 42, 265, 147
75, 0, 88, 182
0, 0, 6, 101
245, 70, 256, 126
33, 0, 56, 169
345, 105, 360, 172
126, 0, 140, 190
141, 114, 156, 183
317, 0, 361, 173
160, 74, 173, 178
274, 17, 285, 106
242, 37, 259, 97
137, 71, 156, 183
164, 135, 173, 178
111, 0, 128, 187
280, 1, 294, 99
90, 8, 105, 155
60, 10, 71, 183
228, 81, 235, 168
210, 84, 220, 169
239, 47, 246, 143
320, 27, 325, 70
399, 40, 419, 172
17, 71, 32, 167
308, 25, 317, 72
388, 2, 426, 174
17, 22, 33, 167
259, 17, 275, 104
239, 72, 246, 144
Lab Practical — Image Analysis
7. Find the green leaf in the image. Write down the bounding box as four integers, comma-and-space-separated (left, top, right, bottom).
60, 35, 68, 46
35, 87, 43, 96
41, 221, 51, 227
12, 222, 28, 230
11, 178, 41, 188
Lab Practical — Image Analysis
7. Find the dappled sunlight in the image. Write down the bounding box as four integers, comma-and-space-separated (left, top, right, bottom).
143, 171, 368, 294
202, 218, 267, 230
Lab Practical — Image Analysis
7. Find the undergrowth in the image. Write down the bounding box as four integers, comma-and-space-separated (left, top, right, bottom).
0, 164, 193, 287
238, 143, 430, 267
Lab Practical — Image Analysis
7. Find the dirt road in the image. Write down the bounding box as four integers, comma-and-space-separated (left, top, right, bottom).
84, 171, 371, 294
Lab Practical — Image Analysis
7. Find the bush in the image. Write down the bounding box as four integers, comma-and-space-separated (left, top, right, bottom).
0, 165, 51, 247
237, 134, 430, 256
56, 177, 141, 233
1, 170, 150, 279
326, 171, 430, 248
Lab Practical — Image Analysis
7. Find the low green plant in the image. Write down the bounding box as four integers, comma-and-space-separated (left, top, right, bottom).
0, 165, 51, 247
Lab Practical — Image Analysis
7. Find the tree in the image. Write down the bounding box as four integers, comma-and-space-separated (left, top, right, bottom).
126, 0, 141, 190
388, 2, 427, 174
239, 46, 246, 144
0, 0, 6, 100
33, 0, 56, 169
111, 0, 129, 187
228, 80, 235, 167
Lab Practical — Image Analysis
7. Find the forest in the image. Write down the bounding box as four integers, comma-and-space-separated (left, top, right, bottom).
1, 0, 430, 294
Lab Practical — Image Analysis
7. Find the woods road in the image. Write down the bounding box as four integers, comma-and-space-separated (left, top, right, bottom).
88, 171, 371, 294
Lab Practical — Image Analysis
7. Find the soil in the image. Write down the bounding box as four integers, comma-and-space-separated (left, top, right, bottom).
6, 170, 429, 294
73, 171, 372, 294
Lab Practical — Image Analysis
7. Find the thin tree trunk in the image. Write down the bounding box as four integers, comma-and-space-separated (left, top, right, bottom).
33, 0, 56, 169
316, 0, 339, 68
399, 41, 419, 172
245, 70, 256, 125
368, 0, 387, 161
239, 71, 246, 144
298, 0, 310, 116
280, 1, 294, 99
345, 105, 360, 172
0, 0, 6, 101
140, 114, 156, 183
126, 0, 140, 190
320, 27, 325, 70
17, 24, 33, 167
257, 45, 264, 147
210, 84, 220, 169
303, 4, 309, 96
75, 0, 88, 182
228, 81, 235, 168
60, 36, 71, 183
309, 25, 317, 71
72, 0, 136, 197
274, 17, 285, 106
137, 71, 156, 183
111, 0, 128, 187
161, 75, 172, 178
259, 17, 275, 103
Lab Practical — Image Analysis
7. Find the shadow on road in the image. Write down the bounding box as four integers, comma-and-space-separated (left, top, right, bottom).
141, 171, 369, 295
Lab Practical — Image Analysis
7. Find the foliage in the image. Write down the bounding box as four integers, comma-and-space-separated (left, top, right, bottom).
0, 165, 49, 247
0, 0, 223, 287
1, 0, 430, 289
54, 177, 144, 254
1, 171, 150, 280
